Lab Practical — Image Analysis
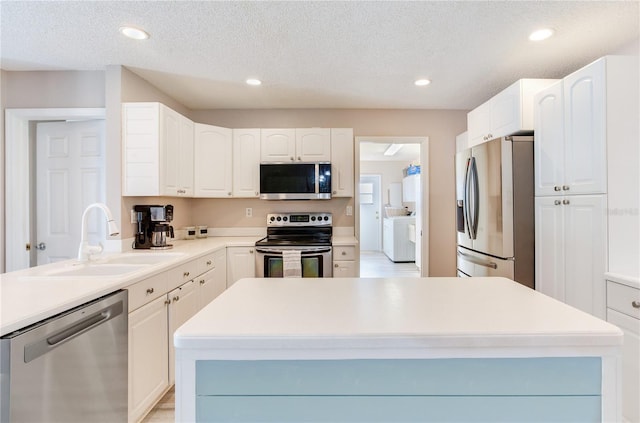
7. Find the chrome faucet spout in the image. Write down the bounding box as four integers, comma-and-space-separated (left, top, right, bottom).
77, 203, 120, 262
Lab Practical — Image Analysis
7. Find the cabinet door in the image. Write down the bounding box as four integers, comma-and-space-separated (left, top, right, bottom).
563, 58, 606, 194
333, 261, 356, 277
607, 309, 640, 423
226, 247, 255, 288
296, 128, 331, 161
177, 115, 195, 196
490, 80, 521, 138
563, 195, 606, 319
261, 129, 296, 162
194, 123, 233, 197
122, 102, 161, 196
160, 105, 181, 196
168, 280, 198, 384
467, 102, 491, 147
534, 82, 565, 196
197, 267, 226, 311
232, 129, 261, 197
534, 197, 565, 301
330, 128, 354, 197
128, 295, 169, 423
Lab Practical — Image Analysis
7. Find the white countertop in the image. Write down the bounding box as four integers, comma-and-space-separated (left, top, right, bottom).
0, 237, 260, 336
174, 277, 622, 356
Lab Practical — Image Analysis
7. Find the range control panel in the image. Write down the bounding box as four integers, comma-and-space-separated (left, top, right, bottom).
267, 212, 332, 227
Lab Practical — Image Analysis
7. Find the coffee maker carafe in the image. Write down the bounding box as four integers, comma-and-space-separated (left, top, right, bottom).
133, 205, 174, 249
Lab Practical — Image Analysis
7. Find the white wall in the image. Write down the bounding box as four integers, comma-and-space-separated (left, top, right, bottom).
360, 161, 408, 207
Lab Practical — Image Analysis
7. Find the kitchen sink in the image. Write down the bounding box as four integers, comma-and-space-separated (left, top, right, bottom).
102, 252, 186, 265
44, 264, 146, 277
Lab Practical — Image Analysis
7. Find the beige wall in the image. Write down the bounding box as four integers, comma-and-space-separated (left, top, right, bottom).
191, 109, 467, 276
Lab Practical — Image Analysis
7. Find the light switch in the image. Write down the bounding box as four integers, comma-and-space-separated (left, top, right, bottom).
246, 208, 252, 218
346, 206, 353, 216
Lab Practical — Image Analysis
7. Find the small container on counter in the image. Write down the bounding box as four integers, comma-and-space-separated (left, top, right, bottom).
197, 225, 208, 238
185, 226, 196, 240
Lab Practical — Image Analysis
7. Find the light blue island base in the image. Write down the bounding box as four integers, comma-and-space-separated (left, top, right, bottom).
195, 357, 601, 422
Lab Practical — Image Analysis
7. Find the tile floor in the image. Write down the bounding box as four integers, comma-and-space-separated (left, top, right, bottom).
141, 251, 419, 422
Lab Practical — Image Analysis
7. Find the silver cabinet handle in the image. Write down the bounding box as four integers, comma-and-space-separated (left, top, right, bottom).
164, 299, 171, 305
632, 301, 640, 309
562, 185, 570, 191
563, 199, 570, 205
173, 296, 180, 302
146, 288, 154, 295
183, 271, 190, 277
249, 249, 254, 254
290, 157, 294, 161
200, 279, 205, 285
206, 260, 212, 266
297, 156, 301, 161
554, 186, 561, 191
334, 263, 339, 267
333, 190, 337, 194
554, 200, 561, 205
228, 192, 232, 196
341, 251, 346, 255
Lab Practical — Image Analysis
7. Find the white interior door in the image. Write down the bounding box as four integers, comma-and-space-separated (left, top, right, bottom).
359, 175, 381, 251
36, 120, 106, 265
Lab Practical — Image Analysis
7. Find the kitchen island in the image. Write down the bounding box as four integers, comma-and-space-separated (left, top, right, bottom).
174, 277, 623, 423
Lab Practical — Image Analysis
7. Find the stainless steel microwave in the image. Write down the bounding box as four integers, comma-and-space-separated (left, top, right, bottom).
259, 162, 331, 200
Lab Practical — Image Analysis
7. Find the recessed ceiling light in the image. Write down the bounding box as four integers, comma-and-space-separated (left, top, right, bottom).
529, 28, 554, 41
119, 26, 149, 40
246, 78, 262, 86
414, 79, 431, 87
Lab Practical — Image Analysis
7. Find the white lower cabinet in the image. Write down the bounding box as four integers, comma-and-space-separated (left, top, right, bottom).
227, 246, 255, 287
128, 295, 169, 423
535, 195, 606, 319
606, 280, 640, 423
128, 248, 229, 422
333, 245, 357, 277
168, 280, 199, 385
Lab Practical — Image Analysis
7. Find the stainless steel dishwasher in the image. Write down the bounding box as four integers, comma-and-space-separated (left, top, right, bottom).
1, 290, 128, 423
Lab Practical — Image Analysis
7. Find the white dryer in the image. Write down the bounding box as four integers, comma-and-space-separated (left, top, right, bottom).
383, 216, 416, 262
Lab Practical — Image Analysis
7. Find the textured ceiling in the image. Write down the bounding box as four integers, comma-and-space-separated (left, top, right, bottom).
1, 1, 638, 110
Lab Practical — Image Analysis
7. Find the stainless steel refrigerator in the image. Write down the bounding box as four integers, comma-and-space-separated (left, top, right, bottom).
455, 136, 535, 289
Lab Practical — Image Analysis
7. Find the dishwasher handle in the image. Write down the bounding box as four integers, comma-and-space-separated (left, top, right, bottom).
24, 299, 124, 363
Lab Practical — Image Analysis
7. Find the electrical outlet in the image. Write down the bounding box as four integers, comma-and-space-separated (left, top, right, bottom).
346, 206, 353, 216
130, 210, 137, 223
246, 208, 253, 218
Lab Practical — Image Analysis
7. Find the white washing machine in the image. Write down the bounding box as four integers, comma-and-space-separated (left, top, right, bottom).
383, 216, 416, 262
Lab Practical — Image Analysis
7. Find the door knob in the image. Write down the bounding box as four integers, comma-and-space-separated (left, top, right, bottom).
35, 242, 46, 251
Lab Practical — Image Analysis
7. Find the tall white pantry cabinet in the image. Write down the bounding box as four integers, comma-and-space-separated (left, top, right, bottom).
534, 56, 639, 423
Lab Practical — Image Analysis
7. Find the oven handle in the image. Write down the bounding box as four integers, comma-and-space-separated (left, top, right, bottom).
255, 247, 332, 255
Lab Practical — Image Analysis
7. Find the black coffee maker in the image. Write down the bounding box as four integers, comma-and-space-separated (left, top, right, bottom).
133, 205, 174, 249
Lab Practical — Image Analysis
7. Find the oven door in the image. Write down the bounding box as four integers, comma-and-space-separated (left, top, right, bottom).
255, 246, 332, 277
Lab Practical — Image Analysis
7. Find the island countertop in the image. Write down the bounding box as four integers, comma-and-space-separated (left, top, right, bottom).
174, 276, 622, 356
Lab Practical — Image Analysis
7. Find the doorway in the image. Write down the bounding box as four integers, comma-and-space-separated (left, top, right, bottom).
4, 108, 106, 272
359, 174, 382, 251
356, 136, 429, 277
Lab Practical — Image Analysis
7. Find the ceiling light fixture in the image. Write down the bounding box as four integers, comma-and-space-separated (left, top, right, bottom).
384, 144, 403, 156
414, 79, 431, 87
119, 26, 149, 40
246, 78, 262, 86
529, 28, 554, 41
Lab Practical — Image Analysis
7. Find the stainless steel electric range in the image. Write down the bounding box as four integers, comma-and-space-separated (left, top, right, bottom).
255, 212, 332, 277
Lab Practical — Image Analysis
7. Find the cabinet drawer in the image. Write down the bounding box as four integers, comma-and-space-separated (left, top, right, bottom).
127, 272, 168, 312
168, 259, 199, 291
333, 246, 355, 261
607, 281, 640, 319
197, 249, 224, 276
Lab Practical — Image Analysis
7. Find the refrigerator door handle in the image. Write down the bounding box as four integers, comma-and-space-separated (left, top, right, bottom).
470, 156, 479, 240
457, 250, 498, 269
463, 158, 473, 239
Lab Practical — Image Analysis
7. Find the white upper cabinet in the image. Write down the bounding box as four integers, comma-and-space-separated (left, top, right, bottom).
563, 58, 607, 195
261, 128, 331, 162
295, 128, 331, 161
194, 123, 233, 197
330, 128, 354, 197
533, 82, 565, 196
260, 128, 296, 162
232, 129, 261, 197
122, 102, 194, 196
467, 79, 558, 148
